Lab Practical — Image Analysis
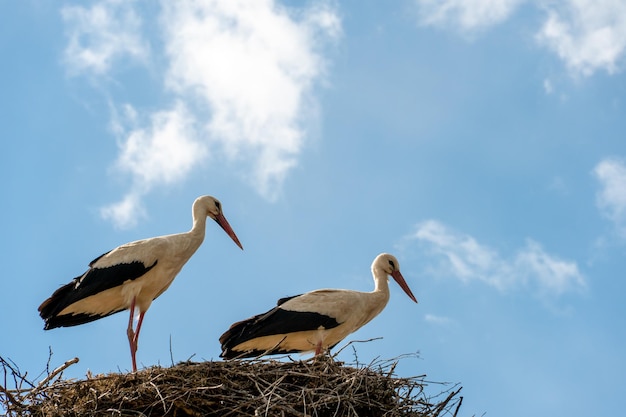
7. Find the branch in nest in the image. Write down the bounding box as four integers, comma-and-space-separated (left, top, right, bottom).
26, 357, 79, 400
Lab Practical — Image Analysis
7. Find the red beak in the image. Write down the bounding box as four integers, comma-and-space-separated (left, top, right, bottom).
391, 270, 418, 303
215, 213, 243, 250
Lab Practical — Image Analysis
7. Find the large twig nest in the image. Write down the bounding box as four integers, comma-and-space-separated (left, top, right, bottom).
3, 355, 462, 417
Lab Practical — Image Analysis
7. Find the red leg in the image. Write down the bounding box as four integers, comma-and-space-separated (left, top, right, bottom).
133, 312, 146, 352
315, 340, 323, 356
127, 297, 138, 372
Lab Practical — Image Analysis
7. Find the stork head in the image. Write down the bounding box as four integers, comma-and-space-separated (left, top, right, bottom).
373, 253, 417, 303
195, 195, 243, 250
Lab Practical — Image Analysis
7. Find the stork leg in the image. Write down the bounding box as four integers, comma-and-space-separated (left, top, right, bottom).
127, 297, 138, 372
315, 340, 323, 356
133, 311, 146, 357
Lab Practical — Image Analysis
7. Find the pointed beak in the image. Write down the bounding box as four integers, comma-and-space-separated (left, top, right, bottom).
215, 213, 243, 250
391, 270, 418, 303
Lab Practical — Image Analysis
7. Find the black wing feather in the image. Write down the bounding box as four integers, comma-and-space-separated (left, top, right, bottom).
276, 294, 301, 305
88, 250, 111, 267
39, 259, 157, 329
219, 296, 340, 358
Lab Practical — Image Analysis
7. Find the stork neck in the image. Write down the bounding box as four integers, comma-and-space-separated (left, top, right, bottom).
189, 210, 208, 242
372, 268, 391, 295
369, 268, 391, 319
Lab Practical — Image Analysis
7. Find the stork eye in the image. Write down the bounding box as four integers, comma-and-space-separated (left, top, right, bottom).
215, 201, 221, 212
388, 260, 396, 269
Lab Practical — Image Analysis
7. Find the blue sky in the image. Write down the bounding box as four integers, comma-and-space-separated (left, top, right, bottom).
2, 0, 626, 415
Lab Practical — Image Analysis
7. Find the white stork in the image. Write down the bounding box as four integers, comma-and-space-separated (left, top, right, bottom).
219, 253, 417, 359
39, 195, 243, 372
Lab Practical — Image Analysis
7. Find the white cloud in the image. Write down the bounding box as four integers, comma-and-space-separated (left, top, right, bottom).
414, 0, 626, 77
543, 78, 554, 94
410, 220, 585, 296
160, 0, 339, 200
102, 102, 207, 228
424, 314, 454, 325
62, 0, 340, 228
101, 193, 146, 230
514, 240, 586, 296
113, 102, 206, 189
593, 157, 626, 236
61, 0, 148, 75
414, 0, 524, 32
412, 219, 513, 290
536, 0, 626, 77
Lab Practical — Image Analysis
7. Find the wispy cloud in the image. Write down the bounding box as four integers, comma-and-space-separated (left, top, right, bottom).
536, 0, 626, 77
101, 102, 207, 228
424, 314, 454, 325
413, 0, 626, 77
408, 220, 586, 297
61, 0, 148, 75
593, 157, 626, 237
543, 78, 554, 95
62, 0, 340, 228
101, 192, 146, 229
414, 0, 524, 33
